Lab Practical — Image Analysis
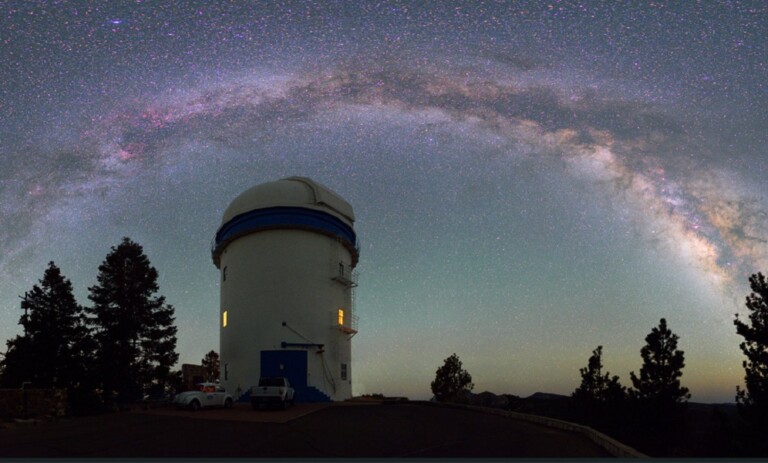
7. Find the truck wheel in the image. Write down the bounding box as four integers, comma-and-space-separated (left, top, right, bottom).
190, 400, 200, 411
282, 400, 288, 410
224, 398, 232, 409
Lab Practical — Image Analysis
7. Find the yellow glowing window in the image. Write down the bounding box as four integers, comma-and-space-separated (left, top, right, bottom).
338, 309, 344, 326
223, 310, 228, 328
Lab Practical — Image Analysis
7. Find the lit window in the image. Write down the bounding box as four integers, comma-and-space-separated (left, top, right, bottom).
338, 309, 344, 326
223, 310, 228, 328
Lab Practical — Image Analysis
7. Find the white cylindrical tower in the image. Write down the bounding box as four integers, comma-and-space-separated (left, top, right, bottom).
212, 177, 359, 402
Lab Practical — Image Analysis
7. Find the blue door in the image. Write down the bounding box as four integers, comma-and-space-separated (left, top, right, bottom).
260, 350, 308, 388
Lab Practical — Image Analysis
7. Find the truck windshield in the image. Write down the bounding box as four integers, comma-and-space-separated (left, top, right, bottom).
258, 378, 284, 387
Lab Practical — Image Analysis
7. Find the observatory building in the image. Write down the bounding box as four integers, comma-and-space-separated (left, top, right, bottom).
212, 177, 359, 402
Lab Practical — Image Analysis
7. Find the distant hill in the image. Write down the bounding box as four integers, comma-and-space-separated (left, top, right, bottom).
688, 402, 737, 410
526, 392, 569, 401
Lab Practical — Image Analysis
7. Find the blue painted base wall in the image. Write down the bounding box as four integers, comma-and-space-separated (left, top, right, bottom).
258, 350, 332, 403
294, 386, 332, 403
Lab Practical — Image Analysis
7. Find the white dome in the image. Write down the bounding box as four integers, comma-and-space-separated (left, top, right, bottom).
221, 176, 355, 226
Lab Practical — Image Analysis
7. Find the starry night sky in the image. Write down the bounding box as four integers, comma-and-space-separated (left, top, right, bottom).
1, 1, 766, 402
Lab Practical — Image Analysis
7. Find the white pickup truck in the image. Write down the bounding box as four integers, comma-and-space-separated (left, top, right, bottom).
251, 377, 295, 409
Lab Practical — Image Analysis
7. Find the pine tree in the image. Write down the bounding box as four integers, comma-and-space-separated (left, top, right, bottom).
572, 346, 626, 425
431, 353, 474, 403
734, 272, 768, 428
0, 262, 91, 390
630, 318, 690, 413
88, 238, 178, 404
0, 336, 33, 388
201, 350, 220, 382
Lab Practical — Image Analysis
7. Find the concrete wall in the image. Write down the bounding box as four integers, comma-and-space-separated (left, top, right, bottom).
0, 389, 68, 420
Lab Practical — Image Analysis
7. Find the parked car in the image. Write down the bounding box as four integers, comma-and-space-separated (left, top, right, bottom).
173, 382, 233, 411
251, 377, 295, 409
141, 391, 172, 409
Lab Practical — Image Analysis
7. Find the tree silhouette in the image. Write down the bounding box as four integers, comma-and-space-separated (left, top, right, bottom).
0, 336, 33, 388
734, 272, 768, 429
201, 350, 220, 382
572, 345, 626, 425
431, 353, 473, 403
88, 238, 178, 404
0, 262, 91, 390
630, 318, 690, 413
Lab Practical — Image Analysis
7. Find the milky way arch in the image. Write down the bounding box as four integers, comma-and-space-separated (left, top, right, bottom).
3, 58, 765, 294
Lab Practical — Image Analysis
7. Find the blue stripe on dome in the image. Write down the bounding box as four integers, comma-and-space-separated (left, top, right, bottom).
213, 206, 357, 258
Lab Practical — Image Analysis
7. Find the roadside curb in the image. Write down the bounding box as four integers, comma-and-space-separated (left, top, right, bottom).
419, 401, 648, 458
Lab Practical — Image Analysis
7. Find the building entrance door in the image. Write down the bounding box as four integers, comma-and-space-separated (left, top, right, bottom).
260, 350, 308, 388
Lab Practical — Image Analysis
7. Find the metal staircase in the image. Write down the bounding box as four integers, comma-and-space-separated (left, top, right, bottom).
331, 261, 359, 338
